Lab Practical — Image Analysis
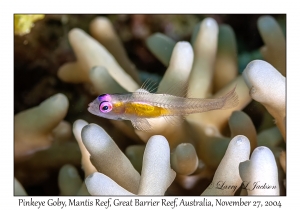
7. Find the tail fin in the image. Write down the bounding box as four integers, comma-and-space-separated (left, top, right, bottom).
219, 85, 239, 109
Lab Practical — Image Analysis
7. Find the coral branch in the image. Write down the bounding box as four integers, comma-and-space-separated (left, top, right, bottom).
213, 24, 238, 92
202, 135, 250, 195
81, 123, 140, 194
242, 60, 286, 140
158, 41, 193, 95
57, 28, 139, 91
229, 111, 257, 152
73, 120, 97, 177
52, 120, 72, 143
57, 61, 83, 83
58, 164, 83, 195
85, 173, 134, 195
84, 135, 175, 195
257, 16, 286, 76
89, 66, 127, 94
257, 126, 283, 147
239, 146, 279, 195
14, 93, 69, 161
188, 18, 218, 98
171, 143, 198, 175
14, 178, 27, 195
90, 17, 140, 83
138, 135, 176, 195
146, 33, 176, 66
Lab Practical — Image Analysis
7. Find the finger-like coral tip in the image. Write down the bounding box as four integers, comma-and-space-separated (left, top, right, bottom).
239, 146, 279, 195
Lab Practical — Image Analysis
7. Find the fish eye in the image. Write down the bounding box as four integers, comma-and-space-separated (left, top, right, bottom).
99, 101, 112, 113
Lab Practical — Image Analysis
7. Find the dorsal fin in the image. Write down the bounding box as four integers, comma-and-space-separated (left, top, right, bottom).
135, 88, 150, 93
156, 80, 188, 97
139, 78, 159, 93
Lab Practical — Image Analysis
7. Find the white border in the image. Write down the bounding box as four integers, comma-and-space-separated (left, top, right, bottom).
2, 0, 298, 209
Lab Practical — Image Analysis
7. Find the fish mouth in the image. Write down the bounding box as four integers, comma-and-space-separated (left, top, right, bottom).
87, 103, 94, 112
87, 102, 99, 116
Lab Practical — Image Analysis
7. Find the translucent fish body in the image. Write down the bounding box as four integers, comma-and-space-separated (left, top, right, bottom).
88, 87, 238, 131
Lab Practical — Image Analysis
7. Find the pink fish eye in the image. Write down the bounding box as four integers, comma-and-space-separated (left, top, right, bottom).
99, 101, 112, 113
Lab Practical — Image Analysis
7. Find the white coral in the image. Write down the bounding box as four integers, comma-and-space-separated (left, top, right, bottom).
81, 127, 175, 195
239, 146, 279, 195
242, 60, 286, 140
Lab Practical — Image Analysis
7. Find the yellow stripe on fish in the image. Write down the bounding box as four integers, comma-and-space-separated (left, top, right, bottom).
124, 102, 170, 118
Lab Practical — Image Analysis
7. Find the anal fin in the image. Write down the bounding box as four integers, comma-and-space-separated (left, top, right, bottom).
131, 118, 152, 131
163, 115, 184, 127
